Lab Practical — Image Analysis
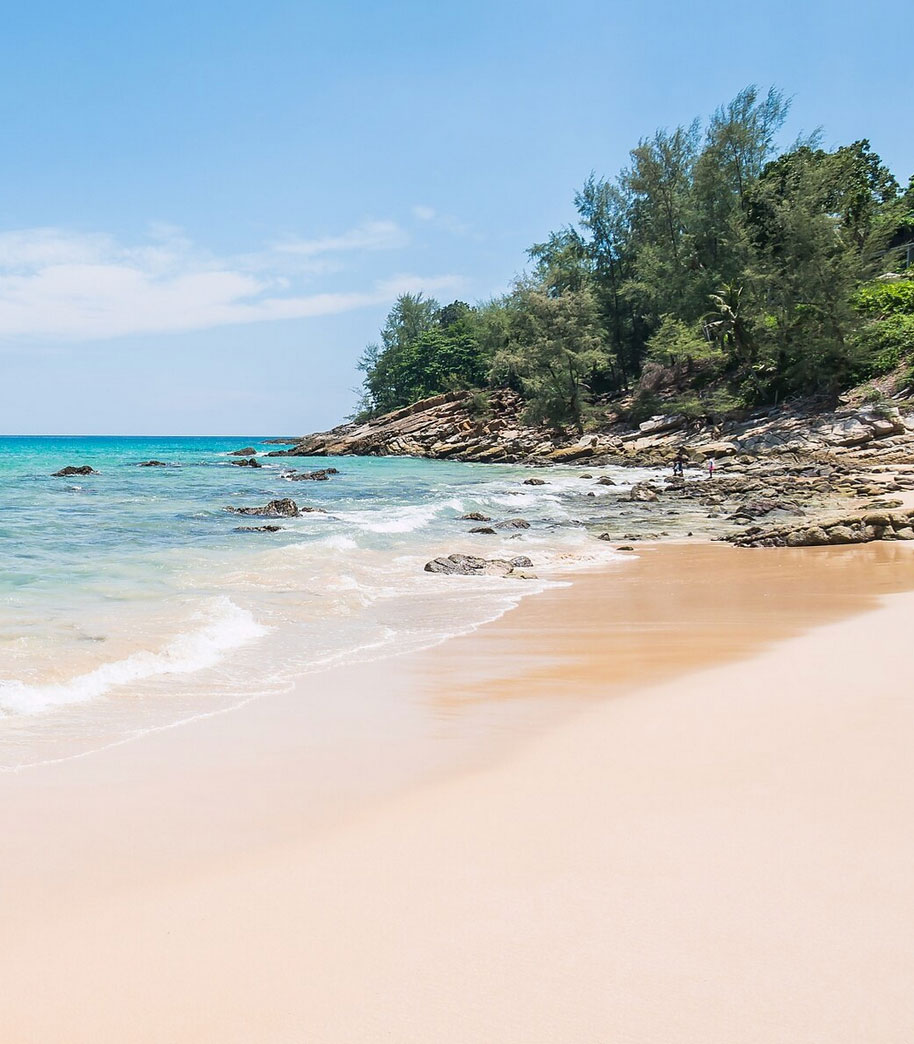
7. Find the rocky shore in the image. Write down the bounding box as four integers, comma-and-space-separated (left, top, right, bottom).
275, 388, 914, 549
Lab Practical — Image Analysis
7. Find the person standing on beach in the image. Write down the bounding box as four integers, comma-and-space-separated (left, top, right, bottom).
673, 449, 687, 477
707, 458, 715, 480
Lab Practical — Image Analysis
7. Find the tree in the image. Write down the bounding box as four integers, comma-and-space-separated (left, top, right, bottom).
495, 282, 609, 432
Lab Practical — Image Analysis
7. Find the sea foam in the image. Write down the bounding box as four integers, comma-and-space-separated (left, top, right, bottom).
0, 598, 266, 716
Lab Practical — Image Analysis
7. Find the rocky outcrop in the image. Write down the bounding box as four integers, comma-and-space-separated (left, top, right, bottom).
728, 508, 914, 548
265, 390, 587, 464
52, 465, 97, 477
424, 553, 535, 578
230, 447, 258, 456
226, 498, 322, 518
283, 468, 340, 481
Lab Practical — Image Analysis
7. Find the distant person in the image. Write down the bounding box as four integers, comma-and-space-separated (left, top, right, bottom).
672, 449, 687, 477
707, 458, 715, 480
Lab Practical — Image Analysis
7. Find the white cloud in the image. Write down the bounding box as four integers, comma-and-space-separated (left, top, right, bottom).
271, 220, 409, 256
412, 205, 436, 221
0, 224, 462, 341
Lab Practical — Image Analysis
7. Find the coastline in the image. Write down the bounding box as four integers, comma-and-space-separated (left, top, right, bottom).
2, 541, 914, 1041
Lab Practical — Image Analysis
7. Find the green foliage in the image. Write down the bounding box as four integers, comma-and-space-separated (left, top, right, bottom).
354, 87, 911, 424
495, 282, 609, 432
851, 314, 914, 379
853, 279, 914, 316
357, 294, 489, 415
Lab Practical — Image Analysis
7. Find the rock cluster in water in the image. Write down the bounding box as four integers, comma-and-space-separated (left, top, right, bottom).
52, 465, 97, 477
226, 498, 324, 518
424, 553, 535, 578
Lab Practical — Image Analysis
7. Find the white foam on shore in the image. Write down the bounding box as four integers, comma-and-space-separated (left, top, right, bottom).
0, 598, 267, 716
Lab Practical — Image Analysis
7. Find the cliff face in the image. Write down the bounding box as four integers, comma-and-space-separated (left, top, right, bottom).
270, 388, 914, 471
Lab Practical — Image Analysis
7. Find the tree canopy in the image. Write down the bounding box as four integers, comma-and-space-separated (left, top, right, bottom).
356, 86, 913, 425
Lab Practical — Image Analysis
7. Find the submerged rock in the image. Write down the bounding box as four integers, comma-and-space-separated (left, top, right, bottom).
137, 460, 168, 467
595, 476, 615, 486
470, 526, 496, 534
229, 447, 257, 456
52, 465, 97, 477
495, 518, 531, 529
460, 512, 491, 522
231, 457, 262, 468
234, 524, 282, 532
523, 477, 547, 485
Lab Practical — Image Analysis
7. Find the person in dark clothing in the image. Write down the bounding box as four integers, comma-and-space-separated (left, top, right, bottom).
672, 449, 687, 477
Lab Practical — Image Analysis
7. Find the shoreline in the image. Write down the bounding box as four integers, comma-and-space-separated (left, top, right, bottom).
2, 541, 914, 1040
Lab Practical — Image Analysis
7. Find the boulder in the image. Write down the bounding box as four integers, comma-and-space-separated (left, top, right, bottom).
470, 526, 496, 534
628, 483, 659, 503
138, 460, 168, 467
227, 498, 302, 517
638, 414, 685, 435
229, 447, 257, 456
231, 457, 262, 468
546, 445, 594, 463
595, 476, 616, 486
523, 478, 547, 486
460, 512, 491, 522
52, 465, 97, 477
234, 525, 282, 532
423, 554, 532, 578
495, 518, 531, 529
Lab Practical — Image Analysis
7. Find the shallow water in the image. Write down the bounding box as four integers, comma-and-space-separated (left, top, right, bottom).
0, 436, 666, 767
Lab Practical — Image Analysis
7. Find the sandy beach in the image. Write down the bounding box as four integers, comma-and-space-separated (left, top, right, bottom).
3, 540, 914, 1043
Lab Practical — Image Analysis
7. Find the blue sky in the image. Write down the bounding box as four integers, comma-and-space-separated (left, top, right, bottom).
1, 0, 911, 434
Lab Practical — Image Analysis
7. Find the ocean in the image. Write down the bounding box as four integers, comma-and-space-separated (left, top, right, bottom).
0, 436, 661, 768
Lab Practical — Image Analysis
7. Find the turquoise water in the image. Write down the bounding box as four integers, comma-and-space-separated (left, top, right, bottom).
0, 436, 647, 767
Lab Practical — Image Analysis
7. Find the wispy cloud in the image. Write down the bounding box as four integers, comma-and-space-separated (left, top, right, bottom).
0, 223, 462, 341
271, 220, 409, 256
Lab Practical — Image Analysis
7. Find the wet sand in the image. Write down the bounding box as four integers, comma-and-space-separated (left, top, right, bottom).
2, 541, 914, 1042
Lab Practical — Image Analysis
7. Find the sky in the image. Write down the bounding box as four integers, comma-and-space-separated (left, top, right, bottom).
1, 0, 911, 435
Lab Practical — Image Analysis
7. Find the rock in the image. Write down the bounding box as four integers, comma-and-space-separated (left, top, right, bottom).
617, 545, 635, 551
138, 460, 168, 467
495, 518, 531, 529
52, 465, 97, 477
546, 445, 594, 463
231, 457, 262, 468
638, 414, 685, 435
628, 483, 658, 502
470, 527, 496, 534
229, 447, 257, 456
827, 525, 862, 544
460, 512, 491, 522
595, 476, 616, 486
579, 474, 593, 479
423, 553, 530, 578
523, 478, 547, 486
285, 468, 339, 481
696, 441, 737, 459
227, 498, 302, 517
234, 525, 282, 532
598, 533, 613, 541
895, 527, 914, 541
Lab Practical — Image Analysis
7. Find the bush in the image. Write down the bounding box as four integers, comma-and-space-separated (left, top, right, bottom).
853, 279, 914, 317
851, 313, 914, 379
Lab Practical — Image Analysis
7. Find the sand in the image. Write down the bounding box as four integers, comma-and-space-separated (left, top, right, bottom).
2, 542, 914, 1042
